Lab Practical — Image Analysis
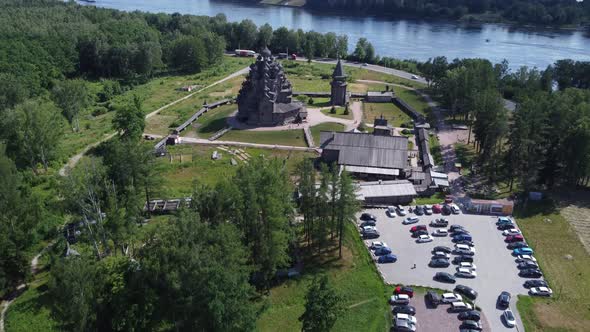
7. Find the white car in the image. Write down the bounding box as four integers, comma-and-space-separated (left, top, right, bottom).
503, 228, 522, 236
441, 292, 463, 303
416, 234, 433, 243
395, 313, 417, 325
516, 254, 537, 263
390, 293, 410, 304
424, 205, 433, 215
450, 301, 473, 312
450, 203, 461, 214
455, 244, 476, 253
433, 251, 450, 259
459, 262, 477, 270
361, 226, 377, 233
397, 205, 408, 216
370, 241, 388, 250
456, 267, 477, 278
432, 229, 448, 237
411, 75, 419, 79
503, 309, 516, 327
529, 287, 553, 297
402, 217, 419, 225
387, 206, 396, 217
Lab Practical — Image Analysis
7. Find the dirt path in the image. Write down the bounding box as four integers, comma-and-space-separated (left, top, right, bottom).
58, 66, 251, 176
180, 136, 319, 153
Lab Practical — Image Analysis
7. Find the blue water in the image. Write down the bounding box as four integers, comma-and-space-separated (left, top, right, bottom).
85, 0, 590, 69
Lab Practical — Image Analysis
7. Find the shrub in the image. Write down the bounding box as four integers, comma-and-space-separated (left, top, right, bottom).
330, 106, 336, 114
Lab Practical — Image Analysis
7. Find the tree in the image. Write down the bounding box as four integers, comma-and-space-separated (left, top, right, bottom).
52, 79, 90, 132
353, 38, 367, 62
299, 275, 343, 332
113, 96, 145, 140
336, 35, 348, 58
336, 171, 359, 258
236, 19, 258, 50
168, 36, 207, 73
257, 23, 273, 49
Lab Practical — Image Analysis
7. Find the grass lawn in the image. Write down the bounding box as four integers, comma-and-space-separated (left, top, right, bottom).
256, 222, 390, 332
395, 88, 430, 115
320, 106, 352, 120
429, 134, 443, 165
189, 104, 237, 138
310, 123, 346, 146
220, 129, 307, 147
414, 192, 446, 205
515, 200, 590, 332
363, 102, 412, 127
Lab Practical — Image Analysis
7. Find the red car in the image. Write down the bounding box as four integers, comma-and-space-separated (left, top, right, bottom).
394, 286, 414, 298
432, 204, 442, 213
410, 225, 427, 233
505, 234, 525, 243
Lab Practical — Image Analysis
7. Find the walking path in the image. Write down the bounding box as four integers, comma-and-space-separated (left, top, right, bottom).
180, 136, 319, 153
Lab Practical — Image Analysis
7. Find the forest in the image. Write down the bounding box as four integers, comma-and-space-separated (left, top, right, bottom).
306, 0, 590, 26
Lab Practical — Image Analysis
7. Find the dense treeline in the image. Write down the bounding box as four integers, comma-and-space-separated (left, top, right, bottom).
306, 0, 590, 26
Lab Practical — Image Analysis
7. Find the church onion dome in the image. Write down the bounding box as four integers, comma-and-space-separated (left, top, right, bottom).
261, 46, 272, 58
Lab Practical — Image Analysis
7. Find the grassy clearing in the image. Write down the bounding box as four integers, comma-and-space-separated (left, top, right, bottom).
514, 200, 590, 332
396, 88, 430, 115
363, 102, 412, 127
414, 192, 446, 205
310, 123, 345, 146
320, 106, 351, 120
256, 222, 390, 332
186, 104, 238, 138
429, 134, 443, 165
220, 129, 307, 147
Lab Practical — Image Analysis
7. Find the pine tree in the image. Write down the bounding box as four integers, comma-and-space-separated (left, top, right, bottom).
299, 275, 343, 332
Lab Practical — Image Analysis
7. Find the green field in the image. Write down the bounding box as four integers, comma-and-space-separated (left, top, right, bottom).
396, 88, 430, 115
310, 123, 346, 146
256, 222, 390, 332
515, 201, 590, 332
220, 129, 307, 147
190, 104, 238, 138
363, 102, 412, 127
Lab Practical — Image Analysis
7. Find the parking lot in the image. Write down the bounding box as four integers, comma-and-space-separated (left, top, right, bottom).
360, 208, 535, 332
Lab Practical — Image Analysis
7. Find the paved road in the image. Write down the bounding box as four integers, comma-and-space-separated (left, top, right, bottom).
362, 208, 531, 332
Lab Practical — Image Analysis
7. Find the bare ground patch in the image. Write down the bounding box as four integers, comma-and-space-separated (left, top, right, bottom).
556, 191, 590, 254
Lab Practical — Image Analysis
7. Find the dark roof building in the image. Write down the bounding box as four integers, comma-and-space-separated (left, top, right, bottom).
237, 47, 306, 126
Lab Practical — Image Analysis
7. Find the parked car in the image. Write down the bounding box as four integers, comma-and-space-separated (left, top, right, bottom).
458, 310, 481, 321
452, 229, 470, 236
459, 262, 477, 270
453, 255, 474, 264
397, 205, 408, 216
378, 254, 398, 263
450, 204, 461, 214
516, 254, 537, 263
454, 248, 475, 256
529, 286, 553, 297
432, 251, 451, 259
524, 279, 548, 288
432, 204, 442, 213
414, 206, 425, 216
403, 217, 419, 225
416, 234, 433, 243
361, 225, 377, 233
455, 244, 476, 253
441, 292, 463, 303
362, 229, 380, 239
392, 305, 416, 315
433, 246, 452, 253
429, 258, 450, 268
450, 301, 473, 313
503, 309, 516, 328
507, 241, 528, 249
424, 205, 433, 215
519, 269, 543, 278
387, 206, 396, 217
390, 294, 410, 305
496, 217, 513, 225
453, 234, 473, 242
498, 223, 516, 230
517, 261, 539, 269
497, 291, 511, 309
505, 234, 525, 243
430, 218, 449, 227
461, 319, 482, 331
513, 247, 534, 255
425, 291, 441, 305
455, 285, 478, 300
456, 267, 477, 278
394, 286, 415, 298
454, 239, 476, 247
432, 229, 449, 237
393, 319, 415, 332
434, 272, 456, 283
411, 230, 429, 238
442, 204, 452, 215
503, 228, 522, 236
370, 241, 387, 250
374, 247, 392, 256
395, 313, 417, 325
361, 220, 377, 227
410, 225, 427, 233
361, 213, 377, 221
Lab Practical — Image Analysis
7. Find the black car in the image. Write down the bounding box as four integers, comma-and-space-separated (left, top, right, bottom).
442, 204, 452, 215
455, 284, 478, 301
433, 246, 452, 254
414, 206, 425, 215
434, 272, 456, 283
429, 258, 450, 268
360, 220, 376, 227
426, 291, 441, 306
458, 310, 481, 321
453, 255, 474, 264
430, 219, 448, 227
498, 223, 516, 230
497, 291, 511, 309
411, 230, 429, 238
524, 280, 548, 288
452, 229, 471, 236
519, 269, 543, 278
454, 248, 475, 256
454, 240, 476, 247
360, 213, 377, 221
461, 320, 483, 331
507, 242, 529, 250
362, 231, 380, 239
392, 305, 416, 315
517, 261, 538, 269
449, 224, 466, 232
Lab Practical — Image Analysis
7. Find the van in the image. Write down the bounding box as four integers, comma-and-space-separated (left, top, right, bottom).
450, 301, 472, 312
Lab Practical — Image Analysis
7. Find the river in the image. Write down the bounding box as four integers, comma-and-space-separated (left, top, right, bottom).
84, 0, 590, 69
